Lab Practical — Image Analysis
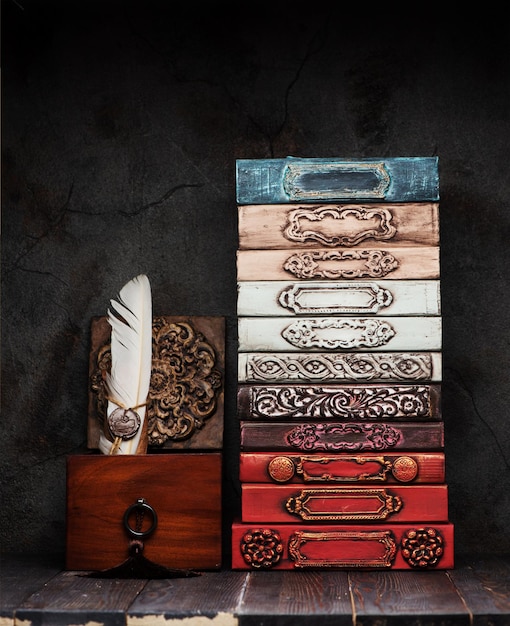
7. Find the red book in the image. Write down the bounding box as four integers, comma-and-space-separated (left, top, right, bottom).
240, 421, 444, 452
239, 452, 446, 484
231, 520, 454, 570
241, 484, 449, 523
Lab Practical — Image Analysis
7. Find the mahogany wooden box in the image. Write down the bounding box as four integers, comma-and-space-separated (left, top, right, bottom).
66, 453, 222, 571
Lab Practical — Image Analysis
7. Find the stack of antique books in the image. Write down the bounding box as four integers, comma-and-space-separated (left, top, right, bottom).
232, 156, 455, 570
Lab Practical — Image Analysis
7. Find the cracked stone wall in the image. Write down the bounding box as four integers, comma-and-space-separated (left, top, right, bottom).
2, 1, 510, 561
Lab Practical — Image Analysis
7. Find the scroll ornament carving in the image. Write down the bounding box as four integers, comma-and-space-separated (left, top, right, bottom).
401, 527, 444, 568
283, 249, 400, 279
249, 385, 430, 420
91, 317, 223, 446
284, 206, 397, 247
245, 353, 433, 382
282, 318, 396, 350
286, 423, 402, 451
240, 528, 284, 569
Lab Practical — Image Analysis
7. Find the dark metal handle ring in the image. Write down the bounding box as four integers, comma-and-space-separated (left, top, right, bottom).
123, 498, 158, 538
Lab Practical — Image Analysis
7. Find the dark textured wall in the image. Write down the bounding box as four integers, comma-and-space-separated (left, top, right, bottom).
2, 1, 510, 562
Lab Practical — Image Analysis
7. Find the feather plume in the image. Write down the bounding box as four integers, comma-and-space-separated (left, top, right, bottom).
98, 274, 153, 455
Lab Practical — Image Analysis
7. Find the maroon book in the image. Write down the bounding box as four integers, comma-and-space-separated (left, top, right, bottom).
240, 421, 444, 452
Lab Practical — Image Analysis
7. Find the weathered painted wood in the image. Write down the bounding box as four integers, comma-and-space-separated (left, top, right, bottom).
66, 453, 222, 571
237, 570, 353, 626
240, 421, 444, 452
448, 556, 510, 626
238, 203, 439, 250
238, 352, 442, 382
15, 570, 146, 626
348, 569, 469, 625
236, 246, 441, 280
237, 383, 441, 421
241, 484, 449, 523
0, 554, 63, 625
3, 555, 510, 624
236, 157, 439, 204
238, 316, 442, 352
126, 571, 247, 624
231, 521, 455, 570
239, 451, 446, 484
237, 280, 441, 316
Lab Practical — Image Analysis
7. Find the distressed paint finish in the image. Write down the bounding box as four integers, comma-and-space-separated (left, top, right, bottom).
237, 383, 442, 421
236, 246, 440, 281
238, 316, 442, 352
241, 484, 449, 523
231, 521, 455, 570
238, 352, 442, 382
236, 157, 439, 204
238, 203, 439, 250
237, 280, 441, 316
240, 421, 444, 452
239, 452, 446, 484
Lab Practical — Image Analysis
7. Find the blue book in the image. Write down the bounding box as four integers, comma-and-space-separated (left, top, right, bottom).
236, 156, 439, 204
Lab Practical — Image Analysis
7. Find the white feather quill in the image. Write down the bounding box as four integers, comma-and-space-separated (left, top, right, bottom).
98, 274, 153, 455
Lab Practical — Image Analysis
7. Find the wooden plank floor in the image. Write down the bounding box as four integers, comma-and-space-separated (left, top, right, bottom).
1, 554, 509, 626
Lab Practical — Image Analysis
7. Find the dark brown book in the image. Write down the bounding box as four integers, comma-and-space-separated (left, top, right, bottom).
237, 383, 441, 421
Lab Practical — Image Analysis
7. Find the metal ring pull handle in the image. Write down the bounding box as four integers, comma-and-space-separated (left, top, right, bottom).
123, 498, 158, 538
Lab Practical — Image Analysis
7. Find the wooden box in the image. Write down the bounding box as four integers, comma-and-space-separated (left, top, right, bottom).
66, 453, 222, 571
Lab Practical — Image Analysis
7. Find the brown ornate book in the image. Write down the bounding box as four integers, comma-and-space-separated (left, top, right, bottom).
237, 383, 441, 421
